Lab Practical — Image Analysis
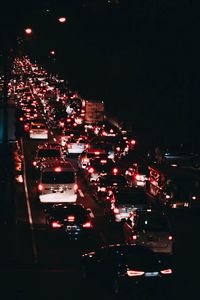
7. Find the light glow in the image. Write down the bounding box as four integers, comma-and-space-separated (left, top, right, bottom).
58, 17, 66, 23
38, 184, 43, 191
54, 167, 62, 172
67, 215, 75, 222
113, 207, 119, 214
51, 221, 62, 228
161, 269, 172, 274
82, 222, 92, 228
127, 270, 144, 277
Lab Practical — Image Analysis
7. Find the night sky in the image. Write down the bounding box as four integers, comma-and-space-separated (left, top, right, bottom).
1, 0, 200, 147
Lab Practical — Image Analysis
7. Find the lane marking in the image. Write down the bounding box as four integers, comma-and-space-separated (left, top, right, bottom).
78, 189, 84, 198
20, 138, 38, 264
53, 137, 57, 142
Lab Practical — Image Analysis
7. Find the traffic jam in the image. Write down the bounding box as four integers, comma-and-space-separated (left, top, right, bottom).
10, 56, 200, 297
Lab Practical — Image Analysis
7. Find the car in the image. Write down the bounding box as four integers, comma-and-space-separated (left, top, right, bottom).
89, 135, 128, 160
64, 136, 88, 155
123, 210, 173, 255
29, 122, 48, 139
38, 160, 78, 207
124, 162, 150, 189
81, 244, 173, 295
105, 187, 151, 222
77, 149, 107, 169
45, 204, 94, 239
84, 157, 117, 183
60, 128, 85, 147
91, 173, 130, 203
32, 143, 63, 172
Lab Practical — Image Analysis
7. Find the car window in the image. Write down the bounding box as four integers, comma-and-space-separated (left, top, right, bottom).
116, 192, 147, 204
42, 171, 75, 184
136, 215, 170, 232
37, 149, 61, 158
49, 207, 88, 223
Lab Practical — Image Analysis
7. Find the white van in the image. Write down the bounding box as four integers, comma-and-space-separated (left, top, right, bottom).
38, 161, 78, 206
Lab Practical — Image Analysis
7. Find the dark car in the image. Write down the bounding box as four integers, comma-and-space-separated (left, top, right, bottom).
45, 204, 94, 239
91, 173, 130, 203
81, 244, 173, 295
105, 187, 152, 222
84, 157, 117, 184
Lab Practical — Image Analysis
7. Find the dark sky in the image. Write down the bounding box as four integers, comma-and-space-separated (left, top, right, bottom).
1, 0, 200, 146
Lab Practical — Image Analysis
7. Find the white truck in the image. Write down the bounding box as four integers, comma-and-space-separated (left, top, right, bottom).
84, 100, 104, 125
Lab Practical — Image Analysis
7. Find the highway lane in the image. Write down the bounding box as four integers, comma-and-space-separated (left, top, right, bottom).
12, 134, 200, 299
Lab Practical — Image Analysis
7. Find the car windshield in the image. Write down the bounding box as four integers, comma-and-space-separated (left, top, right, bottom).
37, 149, 60, 158
136, 214, 169, 232
49, 207, 88, 223
42, 171, 75, 184
116, 192, 148, 204
98, 245, 157, 268
137, 165, 149, 174
101, 176, 127, 186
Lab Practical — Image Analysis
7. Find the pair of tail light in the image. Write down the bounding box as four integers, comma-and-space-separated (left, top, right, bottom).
51, 220, 92, 228
132, 234, 173, 241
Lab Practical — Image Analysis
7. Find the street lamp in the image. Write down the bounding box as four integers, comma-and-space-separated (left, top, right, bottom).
58, 17, 66, 23
24, 27, 33, 35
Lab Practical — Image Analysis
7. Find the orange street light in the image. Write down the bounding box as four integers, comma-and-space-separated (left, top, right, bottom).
58, 17, 66, 23
25, 28, 32, 35
50, 50, 56, 55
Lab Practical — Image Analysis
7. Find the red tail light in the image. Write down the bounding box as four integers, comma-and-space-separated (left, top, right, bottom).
33, 161, 37, 166
29, 130, 33, 133
73, 184, 78, 192
132, 234, 137, 240
19, 117, 23, 121
38, 184, 43, 191
82, 221, 92, 228
168, 235, 173, 241
131, 139, 136, 145
113, 208, 119, 214
88, 167, 94, 174
112, 168, 119, 175
116, 147, 120, 151
51, 221, 62, 228
44, 130, 48, 134
54, 167, 62, 172
135, 174, 145, 181
161, 269, 172, 274
127, 270, 144, 277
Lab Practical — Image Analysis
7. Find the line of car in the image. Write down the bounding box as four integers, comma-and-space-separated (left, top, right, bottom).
11, 55, 187, 296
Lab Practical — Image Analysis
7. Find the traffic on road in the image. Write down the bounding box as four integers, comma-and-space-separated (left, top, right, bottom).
2, 55, 200, 299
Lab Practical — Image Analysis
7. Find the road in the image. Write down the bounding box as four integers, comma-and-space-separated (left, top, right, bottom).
2, 130, 200, 299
